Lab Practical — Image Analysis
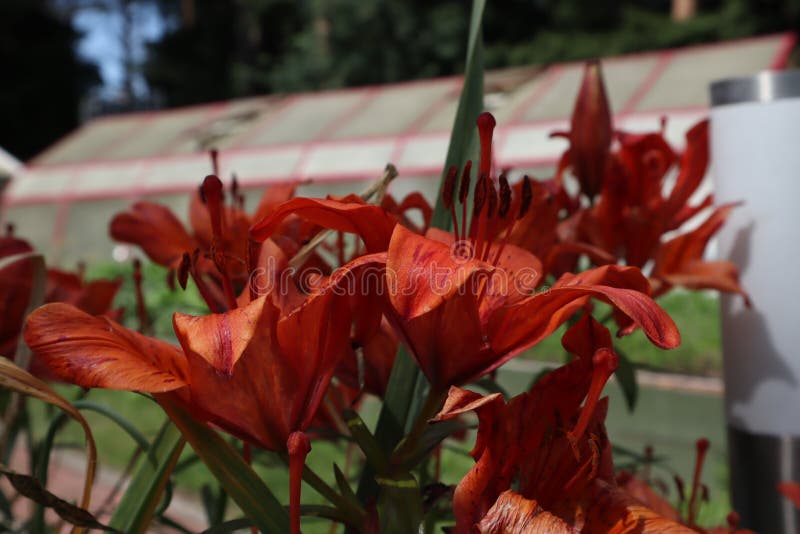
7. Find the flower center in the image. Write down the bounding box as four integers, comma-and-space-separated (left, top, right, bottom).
441, 112, 533, 267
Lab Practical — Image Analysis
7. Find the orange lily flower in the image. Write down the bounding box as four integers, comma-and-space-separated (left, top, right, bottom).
550, 61, 748, 304
380, 224, 678, 390
252, 113, 678, 393
23, 267, 364, 534
433, 315, 692, 533
0, 229, 120, 363
111, 170, 298, 310
0, 232, 36, 357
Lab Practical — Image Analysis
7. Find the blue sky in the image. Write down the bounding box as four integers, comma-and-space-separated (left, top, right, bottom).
72, 3, 166, 97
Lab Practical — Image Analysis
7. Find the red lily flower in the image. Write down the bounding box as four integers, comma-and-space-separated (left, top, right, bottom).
550, 61, 748, 304
0, 230, 121, 363
377, 224, 678, 390
111, 172, 298, 310
0, 233, 35, 357
433, 315, 691, 532
251, 112, 678, 392
23, 266, 365, 534
617, 441, 757, 534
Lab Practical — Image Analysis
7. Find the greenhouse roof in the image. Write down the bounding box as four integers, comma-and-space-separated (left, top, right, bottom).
3, 32, 795, 206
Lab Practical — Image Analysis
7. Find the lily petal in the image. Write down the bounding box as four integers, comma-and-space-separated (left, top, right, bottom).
110, 202, 196, 268
489, 265, 680, 361
23, 303, 188, 392
478, 490, 578, 533
586, 480, 695, 533
173, 296, 267, 377
249, 196, 397, 253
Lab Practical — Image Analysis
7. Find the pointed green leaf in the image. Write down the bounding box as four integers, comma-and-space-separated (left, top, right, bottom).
376, 473, 423, 534
357, 346, 425, 500
615, 347, 639, 412
157, 394, 290, 533
110, 419, 185, 533
398, 419, 468, 471
333, 463, 358, 504
430, 0, 487, 231
344, 409, 388, 473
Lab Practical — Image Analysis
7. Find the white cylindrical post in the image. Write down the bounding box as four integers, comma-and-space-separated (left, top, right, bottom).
711, 70, 800, 532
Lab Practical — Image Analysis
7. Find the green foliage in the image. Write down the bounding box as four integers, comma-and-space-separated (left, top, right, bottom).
0, 0, 99, 160
142, 0, 800, 109
86, 261, 207, 341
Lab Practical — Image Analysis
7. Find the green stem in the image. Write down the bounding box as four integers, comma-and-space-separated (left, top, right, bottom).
390, 387, 448, 470
297, 460, 365, 526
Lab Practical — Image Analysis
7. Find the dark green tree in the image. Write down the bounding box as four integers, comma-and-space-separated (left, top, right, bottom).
0, 0, 99, 160
139, 0, 799, 107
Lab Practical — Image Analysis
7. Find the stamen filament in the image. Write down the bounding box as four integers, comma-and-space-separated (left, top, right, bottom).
459, 162, 472, 242
132, 259, 150, 334
687, 438, 710, 525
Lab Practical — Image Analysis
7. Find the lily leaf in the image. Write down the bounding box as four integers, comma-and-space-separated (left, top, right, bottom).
344, 408, 388, 473
110, 419, 185, 534
157, 394, 290, 533
358, 346, 423, 500
430, 0, 487, 231
362, 0, 487, 506
398, 419, 468, 471
0, 462, 119, 532
0, 357, 97, 529
615, 347, 639, 412
376, 472, 423, 534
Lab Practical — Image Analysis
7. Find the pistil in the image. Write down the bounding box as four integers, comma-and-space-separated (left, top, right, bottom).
201, 175, 238, 310
569, 348, 618, 450
287, 431, 311, 534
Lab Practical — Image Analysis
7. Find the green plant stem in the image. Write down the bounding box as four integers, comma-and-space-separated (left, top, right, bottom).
390, 387, 448, 471
279, 456, 365, 527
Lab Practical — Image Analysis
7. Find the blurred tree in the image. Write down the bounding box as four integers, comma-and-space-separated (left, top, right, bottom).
0, 0, 99, 160
144, 0, 800, 108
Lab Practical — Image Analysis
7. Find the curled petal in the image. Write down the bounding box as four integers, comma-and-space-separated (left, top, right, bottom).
249, 196, 397, 253
586, 480, 695, 533
389, 225, 489, 322
664, 120, 709, 220
490, 265, 680, 359
478, 490, 578, 534
251, 183, 298, 223
110, 202, 196, 268
24, 303, 188, 392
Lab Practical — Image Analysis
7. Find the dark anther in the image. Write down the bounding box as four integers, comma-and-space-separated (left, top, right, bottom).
518, 175, 533, 219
